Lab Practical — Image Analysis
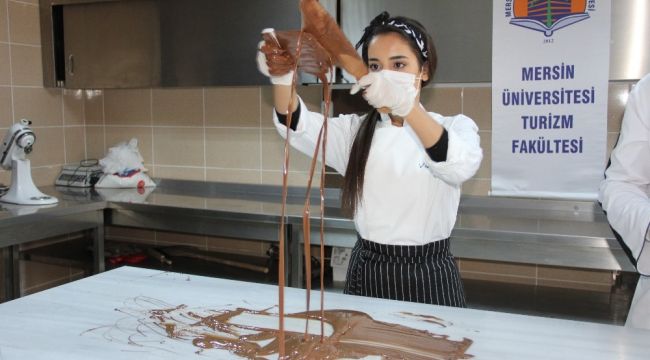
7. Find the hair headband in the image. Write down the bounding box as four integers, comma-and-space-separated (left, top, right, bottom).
355, 12, 428, 60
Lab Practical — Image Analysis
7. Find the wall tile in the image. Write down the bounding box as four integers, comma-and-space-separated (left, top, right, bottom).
460, 259, 537, 277
205, 87, 260, 127
206, 168, 261, 184
30, 126, 64, 166
152, 88, 203, 126
31, 165, 61, 187
205, 128, 260, 169
260, 86, 274, 128
153, 127, 204, 166
8, 1, 40, 45
260, 85, 323, 128
104, 89, 151, 125
460, 178, 490, 196
420, 87, 462, 116
63, 90, 84, 126
13, 87, 62, 126
462, 87, 491, 130
0, 169, 10, 185
474, 130, 491, 179
0, 252, 4, 300
261, 129, 312, 172
10, 44, 42, 86
64, 126, 85, 164
297, 85, 323, 113
606, 132, 619, 161
152, 165, 204, 181
84, 125, 105, 160
460, 271, 536, 285
0, 86, 12, 127
0, 43, 10, 85
84, 91, 103, 125
0, 0, 7, 42
104, 126, 152, 165
607, 83, 629, 132
261, 170, 321, 187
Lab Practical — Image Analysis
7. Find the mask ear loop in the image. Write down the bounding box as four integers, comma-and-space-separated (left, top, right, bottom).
415, 66, 425, 92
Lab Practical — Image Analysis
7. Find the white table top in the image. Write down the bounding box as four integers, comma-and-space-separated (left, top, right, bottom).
0, 266, 647, 359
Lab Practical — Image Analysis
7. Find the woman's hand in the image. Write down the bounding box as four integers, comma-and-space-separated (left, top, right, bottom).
256, 39, 295, 86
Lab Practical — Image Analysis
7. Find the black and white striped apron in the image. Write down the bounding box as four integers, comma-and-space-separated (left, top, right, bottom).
343, 235, 466, 307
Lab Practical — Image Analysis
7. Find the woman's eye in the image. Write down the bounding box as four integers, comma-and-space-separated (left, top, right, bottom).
369, 63, 380, 72
393, 62, 406, 70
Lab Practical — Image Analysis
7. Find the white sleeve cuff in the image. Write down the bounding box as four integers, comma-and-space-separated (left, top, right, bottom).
425, 116, 483, 185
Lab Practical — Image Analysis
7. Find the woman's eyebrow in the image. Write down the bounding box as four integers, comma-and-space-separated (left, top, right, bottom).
368, 55, 409, 62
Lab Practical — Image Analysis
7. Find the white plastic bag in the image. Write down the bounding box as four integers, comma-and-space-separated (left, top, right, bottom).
95, 170, 156, 188
99, 138, 147, 175
95, 186, 154, 203
96, 138, 155, 188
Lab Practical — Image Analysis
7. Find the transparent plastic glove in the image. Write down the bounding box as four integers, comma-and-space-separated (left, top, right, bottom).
256, 41, 294, 86
350, 70, 418, 117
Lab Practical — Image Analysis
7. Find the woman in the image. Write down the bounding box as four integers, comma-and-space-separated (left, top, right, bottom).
257, 12, 482, 307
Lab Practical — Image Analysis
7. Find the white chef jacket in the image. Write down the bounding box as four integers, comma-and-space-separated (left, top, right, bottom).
273, 97, 483, 246
599, 73, 650, 330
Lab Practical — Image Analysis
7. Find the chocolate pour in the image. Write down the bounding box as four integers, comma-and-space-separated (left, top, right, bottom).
260, 2, 475, 358
271, 26, 334, 351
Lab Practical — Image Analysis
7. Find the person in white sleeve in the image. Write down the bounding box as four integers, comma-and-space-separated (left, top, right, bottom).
599, 73, 650, 329
257, 12, 483, 307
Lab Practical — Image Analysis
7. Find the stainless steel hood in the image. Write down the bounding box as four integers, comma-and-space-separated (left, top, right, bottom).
39, 0, 303, 88
39, 0, 650, 89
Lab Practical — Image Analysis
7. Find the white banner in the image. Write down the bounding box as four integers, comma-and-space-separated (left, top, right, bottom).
491, 0, 611, 199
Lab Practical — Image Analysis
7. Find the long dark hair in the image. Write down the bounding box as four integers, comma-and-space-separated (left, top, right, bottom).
341, 12, 437, 216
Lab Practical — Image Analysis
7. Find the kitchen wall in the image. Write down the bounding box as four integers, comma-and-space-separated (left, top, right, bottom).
0, 0, 638, 297
0, 0, 84, 188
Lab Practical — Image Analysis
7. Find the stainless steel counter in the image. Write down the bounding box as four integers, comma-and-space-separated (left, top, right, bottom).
0, 190, 106, 299
0, 179, 635, 299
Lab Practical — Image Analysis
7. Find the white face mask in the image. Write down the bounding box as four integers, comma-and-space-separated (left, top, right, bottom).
379, 69, 423, 92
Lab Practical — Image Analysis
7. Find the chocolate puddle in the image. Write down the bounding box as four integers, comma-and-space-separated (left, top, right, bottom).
150, 305, 473, 359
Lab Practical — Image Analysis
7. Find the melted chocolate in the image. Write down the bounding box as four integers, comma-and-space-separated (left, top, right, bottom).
300, 0, 368, 79
147, 306, 473, 359
264, 1, 475, 358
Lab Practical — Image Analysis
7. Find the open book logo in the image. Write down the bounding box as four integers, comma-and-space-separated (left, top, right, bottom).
510, 0, 590, 37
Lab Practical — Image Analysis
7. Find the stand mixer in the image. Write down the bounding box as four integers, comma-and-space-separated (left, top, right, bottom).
0, 119, 58, 205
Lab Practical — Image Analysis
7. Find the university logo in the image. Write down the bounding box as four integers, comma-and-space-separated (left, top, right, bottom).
509, 0, 591, 37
